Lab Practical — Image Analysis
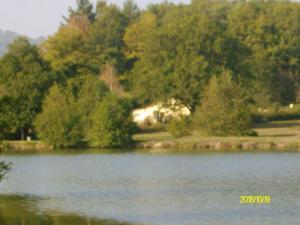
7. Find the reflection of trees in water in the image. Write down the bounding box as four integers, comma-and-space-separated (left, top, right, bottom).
0, 195, 135, 225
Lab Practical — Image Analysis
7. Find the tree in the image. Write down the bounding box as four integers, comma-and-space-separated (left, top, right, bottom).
193, 72, 252, 136
0, 96, 12, 141
0, 37, 53, 140
89, 2, 128, 73
100, 63, 124, 95
87, 95, 134, 148
67, 0, 95, 22
122, 0, 140, 24
35, 84, 83, 148
124, 12, 157, 59
227, 1, 300, 104
41, 16, 94, 79
35, 77, 109, 148
127, 2, 249, 111
76, 75, 109, 135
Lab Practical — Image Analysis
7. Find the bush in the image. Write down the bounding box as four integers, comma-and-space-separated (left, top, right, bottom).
194, 72, 252, 136
0, 161, 11, 182
251, 104, 300, 123
167, 116, 191, 138
86, 95, 135, 148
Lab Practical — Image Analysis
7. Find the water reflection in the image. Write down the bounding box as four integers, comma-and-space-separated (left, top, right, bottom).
1, 153, 300, 225
0, 195, 134, 225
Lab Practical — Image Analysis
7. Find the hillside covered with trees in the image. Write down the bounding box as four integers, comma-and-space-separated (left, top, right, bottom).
0, 0, 299, 148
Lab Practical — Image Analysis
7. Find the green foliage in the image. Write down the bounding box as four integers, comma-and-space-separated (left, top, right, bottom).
35, 84, 83, 148
67, 0, 95, 22
89, 2, 128, 73
122, 0, 140, 24
167, 116, 191, 138
252, 104, 300, 123
0, 161, 11, 182
87, 95, 135, 148
41, 16, 93, 78
35, 77, 109, 148
75, 75, 109, 134
194, 72, 252, 136
227, 1, 300, 104
0, 97, 11, 141
1, 0, 300, 144
124, 1, 300, 109
0, 37, 53, 139
127, 1, 250, 111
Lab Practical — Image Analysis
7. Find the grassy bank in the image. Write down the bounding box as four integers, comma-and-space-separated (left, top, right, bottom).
132, 120, 300, 152
0, 141, 52, 152
2, 120, 300, 153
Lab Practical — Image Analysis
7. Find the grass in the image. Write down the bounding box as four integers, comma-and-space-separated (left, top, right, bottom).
0, 140, 52, 152
133, 120, 300, 150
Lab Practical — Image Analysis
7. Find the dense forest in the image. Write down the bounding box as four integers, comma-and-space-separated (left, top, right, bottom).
0, 0, 299, 148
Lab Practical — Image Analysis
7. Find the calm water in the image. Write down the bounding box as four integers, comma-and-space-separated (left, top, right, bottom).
0, 152, 300, 225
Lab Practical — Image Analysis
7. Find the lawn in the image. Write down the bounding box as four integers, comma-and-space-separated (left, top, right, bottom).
133, 120, 300, 147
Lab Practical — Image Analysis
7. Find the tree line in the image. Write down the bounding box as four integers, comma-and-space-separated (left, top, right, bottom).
0, 0, 299, 147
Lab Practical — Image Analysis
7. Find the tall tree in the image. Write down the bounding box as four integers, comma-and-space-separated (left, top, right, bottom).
194, 71, 252, 136
41, 16, 95, 80
0, 37, 53, 140
67, 0, 95, 22
89, 2, 128, 73
122, 0, 140, 24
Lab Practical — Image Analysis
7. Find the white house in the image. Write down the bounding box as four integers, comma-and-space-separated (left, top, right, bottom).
132, 99, 191, 127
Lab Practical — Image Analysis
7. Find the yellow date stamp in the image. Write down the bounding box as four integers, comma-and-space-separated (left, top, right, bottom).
240, 195, 271, 204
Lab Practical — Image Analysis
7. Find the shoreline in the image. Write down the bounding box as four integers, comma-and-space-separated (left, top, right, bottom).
132, 140, 300, 152
1, 139, 300, 153
2, 120, 300, 153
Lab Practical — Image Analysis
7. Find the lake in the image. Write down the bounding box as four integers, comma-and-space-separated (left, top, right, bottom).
0, 152, 299, 225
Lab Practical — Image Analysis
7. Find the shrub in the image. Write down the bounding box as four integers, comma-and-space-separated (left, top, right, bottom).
194, 72, 252, 136
86, 95, 135, 148
0, 161, 11, 182
251, 104, 300, 123
167, 116, 191, 138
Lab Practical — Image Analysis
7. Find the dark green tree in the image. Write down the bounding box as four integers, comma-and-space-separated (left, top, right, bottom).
227, 1, 300, 104
0, 96, 12, 141
0, 37, 53, 140
88, 2, 128, 73
68, 0, 95, 22
128, 2, 249, 111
